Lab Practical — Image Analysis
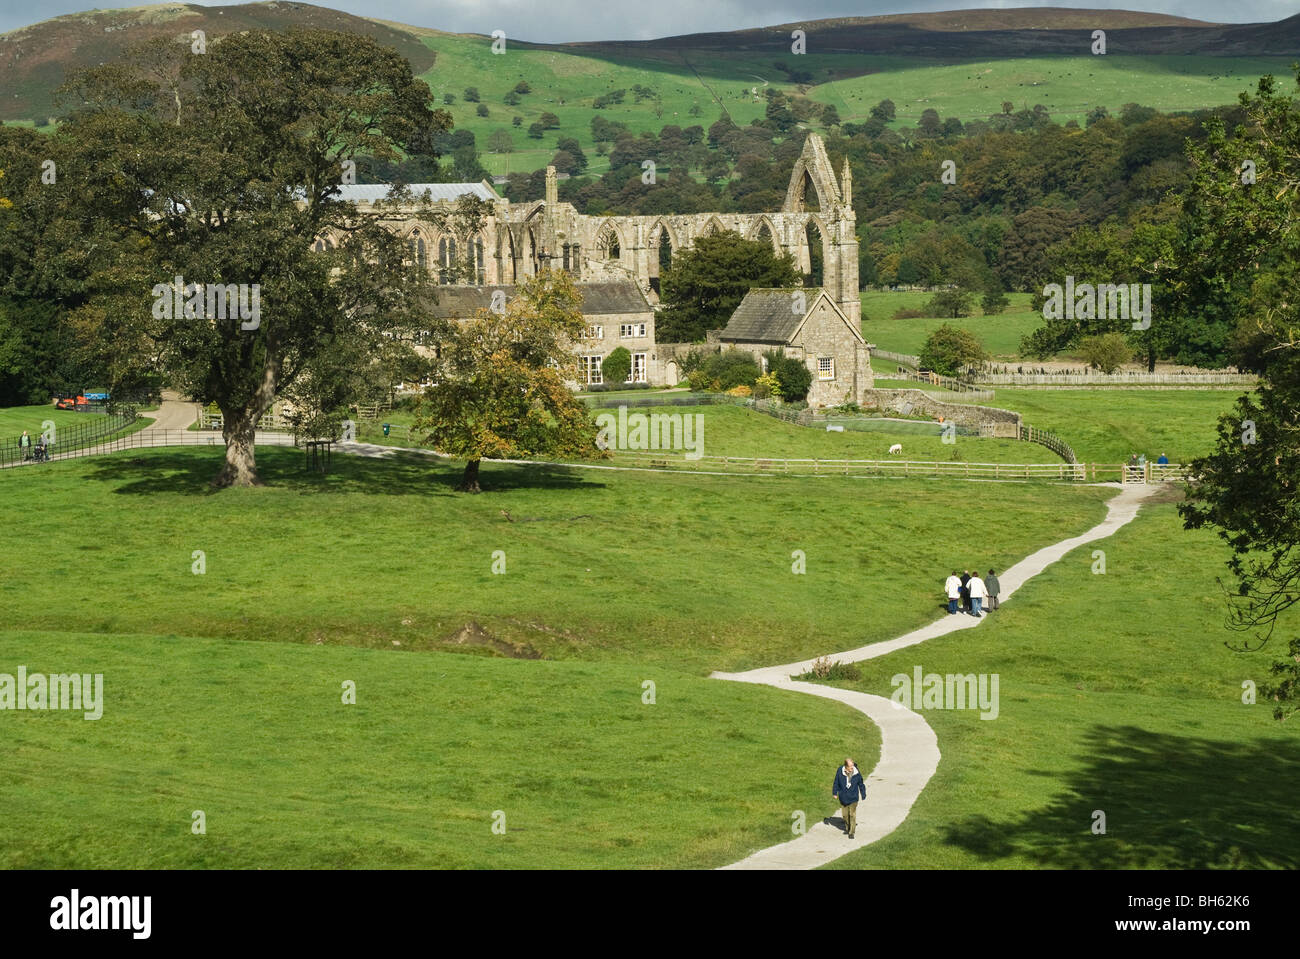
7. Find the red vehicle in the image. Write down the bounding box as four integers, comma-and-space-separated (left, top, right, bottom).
53, 395, 90, 412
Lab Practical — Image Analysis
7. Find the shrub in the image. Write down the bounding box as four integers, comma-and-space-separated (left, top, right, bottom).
687, 370, 711, 392
698, 350, 760, 391
1077, 332, 1131, 374
727, 384, 752, 397
601, 347, 632, 385
753, 371, 781, 400
771, 356, 812, 401
799, 656, 862, 681
677, 347, 713, 375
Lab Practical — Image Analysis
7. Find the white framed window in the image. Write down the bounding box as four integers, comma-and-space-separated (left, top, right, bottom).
588, 325, 604, 340
579, 355, 603, 385
629, 352, 647, 383
620, 323, 647, 338
818, 356, 834, 380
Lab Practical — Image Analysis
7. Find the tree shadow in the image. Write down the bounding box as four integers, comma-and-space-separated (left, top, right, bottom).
941, 725, 1300, 868
83, 447, 607, 497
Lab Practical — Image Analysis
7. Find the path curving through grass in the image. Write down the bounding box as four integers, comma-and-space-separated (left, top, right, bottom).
714, 483, 1160, 870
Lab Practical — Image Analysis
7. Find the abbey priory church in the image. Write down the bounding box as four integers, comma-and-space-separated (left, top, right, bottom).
326, 134, 874, 407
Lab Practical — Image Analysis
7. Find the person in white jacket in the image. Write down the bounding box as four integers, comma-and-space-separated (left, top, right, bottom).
944, 571, 961, 615
968, 572, 987, 617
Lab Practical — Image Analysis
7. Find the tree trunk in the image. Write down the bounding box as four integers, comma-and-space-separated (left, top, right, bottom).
1148, 345, 1156, 372
214, 409, 263, 488
458, 458, 482, 493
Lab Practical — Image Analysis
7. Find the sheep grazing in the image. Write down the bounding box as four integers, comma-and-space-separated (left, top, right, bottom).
888, 443, 903, 455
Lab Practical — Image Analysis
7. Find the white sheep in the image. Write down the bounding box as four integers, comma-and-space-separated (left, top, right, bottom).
888, 443, 903, 455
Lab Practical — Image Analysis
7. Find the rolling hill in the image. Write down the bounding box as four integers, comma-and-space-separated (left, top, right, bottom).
2, 3, 1298, 179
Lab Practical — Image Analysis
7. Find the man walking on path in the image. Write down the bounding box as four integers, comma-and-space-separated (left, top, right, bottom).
985, 569, 1001, 611
960, 570, 972, 613
968, 571, 987, 617
18, 430, 31, 462
944, 571, 961, 614
832, 758, 866, 839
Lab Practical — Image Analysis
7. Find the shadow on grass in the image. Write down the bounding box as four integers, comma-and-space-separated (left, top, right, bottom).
940, 725, 1300, 868
85, 447, 607, 497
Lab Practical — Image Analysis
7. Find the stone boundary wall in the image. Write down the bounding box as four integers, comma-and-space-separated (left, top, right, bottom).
861, 389, 1022, 437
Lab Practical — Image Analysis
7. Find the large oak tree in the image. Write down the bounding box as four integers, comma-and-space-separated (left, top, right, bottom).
56, 30, 456, 486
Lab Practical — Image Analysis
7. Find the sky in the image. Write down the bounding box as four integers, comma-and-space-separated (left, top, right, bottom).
0, 0, 1295, 41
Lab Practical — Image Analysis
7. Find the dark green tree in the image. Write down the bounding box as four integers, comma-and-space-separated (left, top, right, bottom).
657, 231, 800, 342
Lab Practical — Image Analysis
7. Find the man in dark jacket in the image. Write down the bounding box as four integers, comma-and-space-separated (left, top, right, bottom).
959, 570, 972, 613
832, 757, 866, 839
986, 569, 1001, 611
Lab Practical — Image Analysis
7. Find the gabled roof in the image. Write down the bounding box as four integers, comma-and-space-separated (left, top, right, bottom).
719, 288, 814, 344
720, 287, 864, 346
424, 280, 650, 318
335, 182, 500, 204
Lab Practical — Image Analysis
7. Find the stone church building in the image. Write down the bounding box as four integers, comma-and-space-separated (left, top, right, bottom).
326, 134, 869, 403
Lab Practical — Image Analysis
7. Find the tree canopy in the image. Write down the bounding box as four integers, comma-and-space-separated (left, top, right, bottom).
656, 231, 800, 342
50, 30, 454, 486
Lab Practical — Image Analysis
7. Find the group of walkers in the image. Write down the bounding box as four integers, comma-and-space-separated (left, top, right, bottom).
944, 568, 1000, 617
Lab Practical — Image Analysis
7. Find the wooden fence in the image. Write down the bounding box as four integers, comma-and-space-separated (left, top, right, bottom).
871, 349, 919, 369
1019, 425, 1078, 464
975, 371, 1256, 387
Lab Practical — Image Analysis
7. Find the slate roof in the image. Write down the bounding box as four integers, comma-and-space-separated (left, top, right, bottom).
425, 281, 650, 318
720, 288, 817, 344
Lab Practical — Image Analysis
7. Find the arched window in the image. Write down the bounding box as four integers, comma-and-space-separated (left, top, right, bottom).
598, 227, 620, 261
409, 230, 427, 271
438, 237, 457, 283
470, 236, 486, 283
313, 239, 326, 253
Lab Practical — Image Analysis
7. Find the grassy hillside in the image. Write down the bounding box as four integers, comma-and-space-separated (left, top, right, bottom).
862, 290, 1042, 358
4, 4, 1298, 178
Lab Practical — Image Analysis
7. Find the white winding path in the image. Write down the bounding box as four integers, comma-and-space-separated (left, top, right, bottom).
714, 482, 1161, 869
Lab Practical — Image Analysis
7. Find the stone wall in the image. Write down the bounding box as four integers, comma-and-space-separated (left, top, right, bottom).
861, 389, 1022, 437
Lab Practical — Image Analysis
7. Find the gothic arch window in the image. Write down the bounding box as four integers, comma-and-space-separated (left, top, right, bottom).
597, 226, 621, 261
804, 219, 825, 287
469, 235, 486, 283
409, 230, 427, 271
438, 236, 457, 283
313, 238, 326, 253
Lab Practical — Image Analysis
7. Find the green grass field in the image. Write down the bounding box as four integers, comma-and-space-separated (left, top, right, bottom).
0, 628, 870, 868
991, 388, 1241, 463
816, 494, 1300, 869
862, 290, 1043, 359
356, 401, 1064, 463
591, 403, 1065, 463
0, 442, 1115, 867
0, 445, 1110, 674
